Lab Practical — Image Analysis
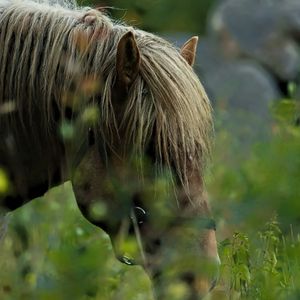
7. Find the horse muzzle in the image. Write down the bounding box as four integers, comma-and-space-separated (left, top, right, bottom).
113, 221, 220, 300
150, 253, 221, 300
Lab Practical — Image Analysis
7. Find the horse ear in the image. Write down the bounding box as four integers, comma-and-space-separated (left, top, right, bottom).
116, 31, 140, 92
180, 36, 198, 66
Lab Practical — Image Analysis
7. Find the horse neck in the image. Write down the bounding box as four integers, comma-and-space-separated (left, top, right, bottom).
0, 8, 92, 209
0, 107, 68, 211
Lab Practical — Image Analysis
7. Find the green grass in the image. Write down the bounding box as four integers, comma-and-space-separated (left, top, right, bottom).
1, 99, 300, 299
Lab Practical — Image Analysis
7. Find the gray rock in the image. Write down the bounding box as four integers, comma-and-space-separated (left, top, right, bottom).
200, 59, 281, 118
279, 0, 300, 35
164, 35, 281, 120
208, 0, 300, 80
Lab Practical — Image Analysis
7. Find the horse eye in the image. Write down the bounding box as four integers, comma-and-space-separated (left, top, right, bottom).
128, 206, 147, 235
88, 128, 95, 146
132, 206, 147, 225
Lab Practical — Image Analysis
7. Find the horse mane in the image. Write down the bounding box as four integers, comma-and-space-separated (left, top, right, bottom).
0, 0, 212, 188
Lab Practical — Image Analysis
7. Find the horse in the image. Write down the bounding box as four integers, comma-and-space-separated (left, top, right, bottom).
0, 0, 219, 298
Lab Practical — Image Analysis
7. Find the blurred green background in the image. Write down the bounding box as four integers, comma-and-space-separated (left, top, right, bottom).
80, 0, 215, 34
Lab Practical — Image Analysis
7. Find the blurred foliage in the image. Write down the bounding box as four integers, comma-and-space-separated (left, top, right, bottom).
205, 90, 300, 298
0, 183, 153, 300
209, 97, 300, 231
218, 218, 300, 299
2, 95, 300, 299
0, 168, 10, 195
79, 0, 215, 34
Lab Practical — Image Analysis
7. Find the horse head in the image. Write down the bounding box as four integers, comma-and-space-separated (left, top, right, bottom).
71, 25, 219, 299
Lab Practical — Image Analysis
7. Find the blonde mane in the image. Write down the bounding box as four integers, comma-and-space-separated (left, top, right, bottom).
0, 0, 212, 187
